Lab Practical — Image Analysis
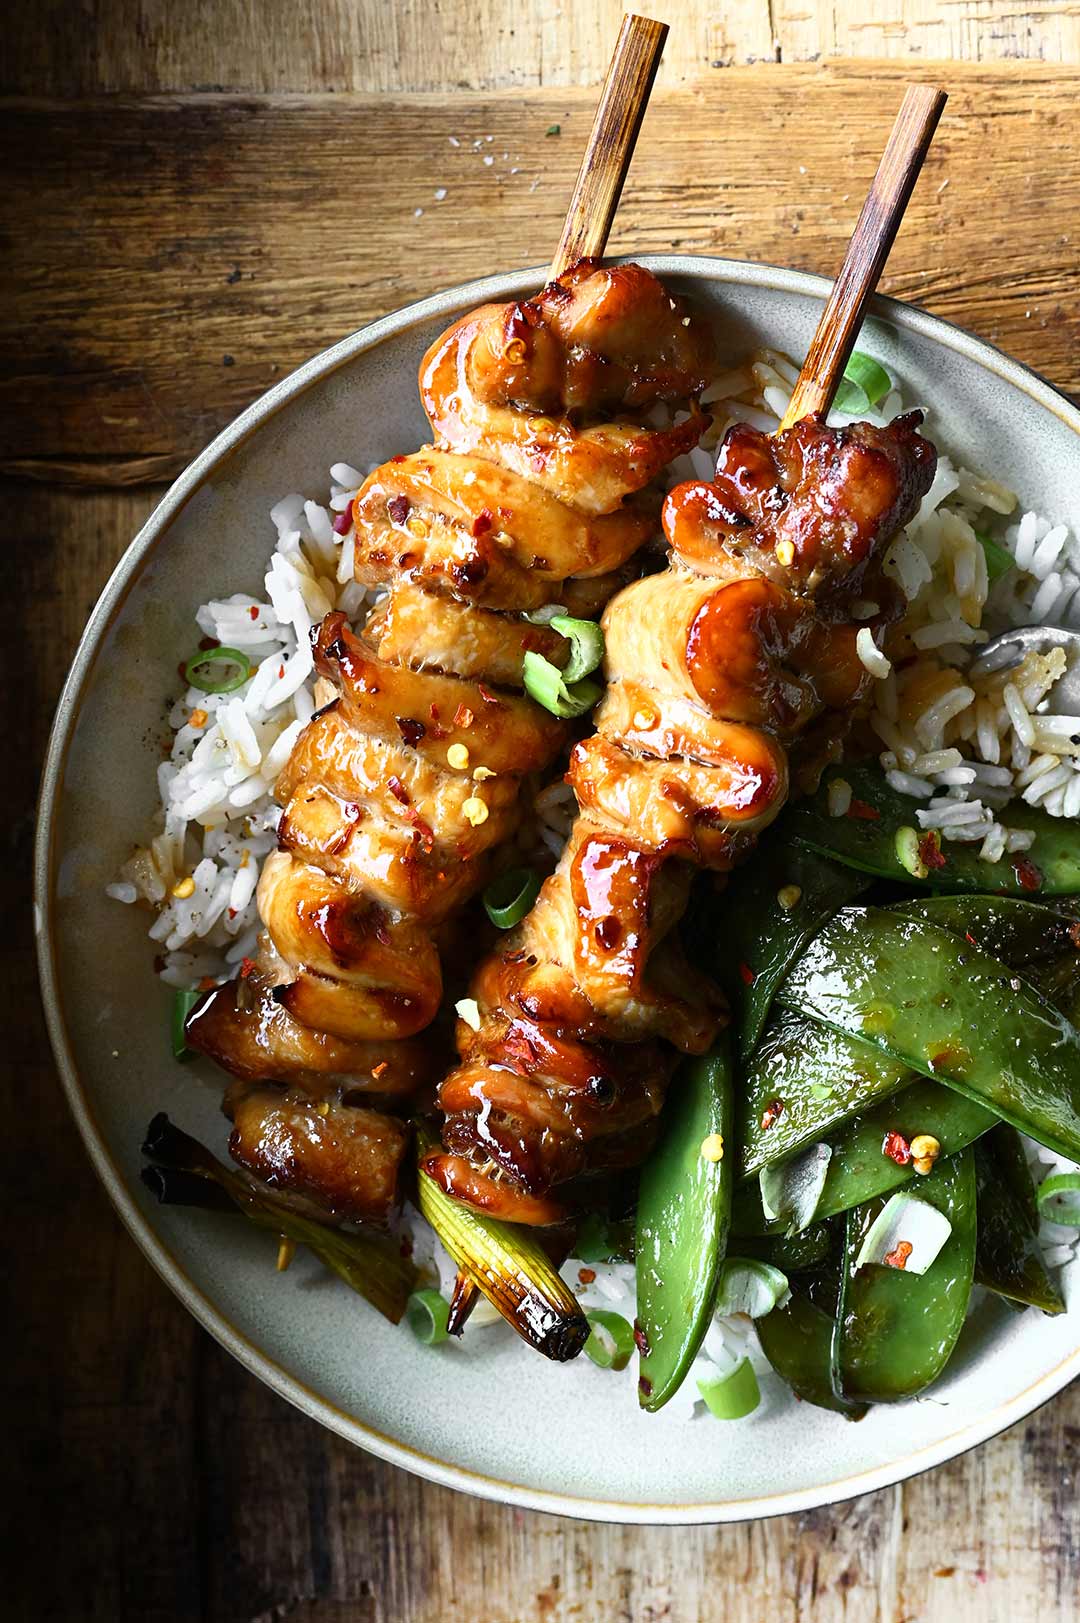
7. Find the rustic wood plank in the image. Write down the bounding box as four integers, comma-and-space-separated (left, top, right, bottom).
9, 0, 1080, 95
3, 62, 1079, 489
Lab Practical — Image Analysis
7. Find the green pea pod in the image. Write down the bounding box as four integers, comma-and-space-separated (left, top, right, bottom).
973, 1125, 1064, 1315
735, 1220, 836, 1273
1029, 953, 1080, 1025
832, 1148, 977, 1403
732, 1079, 996, 1235
701, 840, 869, 1057
892, 895, 1080, 966
778, 907, 1080, 1163
739, 1010, 913, 1178
635, 1044, 733, 1413
757, 1289, 864, 1416
785, 763, 1080, 893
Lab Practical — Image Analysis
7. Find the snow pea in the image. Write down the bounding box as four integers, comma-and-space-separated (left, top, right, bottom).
739, 1011, 913, 1178
736, 1220, 836, 1272
973, 1125, 1064, 1315
892, 895, 1080, 966
757, 1289, 864, 1417
703, 839, 869, 1058
635, 1044, 733, 1412
785, 763, 1080, 894
732, 1078, 997, 1236
832, 1147, 977, 1403
777, 906, 1080, 1163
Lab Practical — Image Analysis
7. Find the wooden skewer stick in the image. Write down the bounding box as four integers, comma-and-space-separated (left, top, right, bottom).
549, 13, 668, 282
779, 83, 947, 432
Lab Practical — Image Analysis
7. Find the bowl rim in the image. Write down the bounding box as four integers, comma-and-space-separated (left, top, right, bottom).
35, 253, 1080, 1525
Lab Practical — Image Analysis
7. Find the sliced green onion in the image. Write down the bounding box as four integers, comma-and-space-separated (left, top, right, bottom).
171, 988, 201, 1060
583, 1309, 635, 1371
522, 650, 602, 720
549, 615, 604, 684
1036, 1171, 1080, 1227
182, 645, 253, 694
714, 1258, 790, 1319
697, 1357, 761, 1419
833, 351, 892, 416
483, 867, 541, 929
854, 1189, 953, 1274
522, 602, 566, 625
976, 529, 1015, 585
760, 1142, 832, 1235
895, 825, 928, 879
406, 1287, 451, 1346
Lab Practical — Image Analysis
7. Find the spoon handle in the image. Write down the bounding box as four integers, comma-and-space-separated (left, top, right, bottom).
780, 83, 948, 432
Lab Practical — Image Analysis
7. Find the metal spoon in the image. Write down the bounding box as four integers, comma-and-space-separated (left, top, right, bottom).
967, 623, 1080, 711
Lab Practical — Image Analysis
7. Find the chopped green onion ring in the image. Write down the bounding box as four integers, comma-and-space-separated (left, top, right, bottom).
895, 825, 928, 879
406, 1287, 452, 1346
522, 650, 602, 720
975, 529, 1015, 585
522, 603, 567, 626
697, 1356, 761, 1419
583, 1309, 635, 1371
1037, 1171, 1080, 1227
714, 1258, 790, 1319
171, 988, 202, 1060
760, 1142, 832, 1235
182, 645, 253, 694
854, 1189, 953, 1275
833, 351, 892, 416
549, 615, 604, 684
483, 866, 541, 930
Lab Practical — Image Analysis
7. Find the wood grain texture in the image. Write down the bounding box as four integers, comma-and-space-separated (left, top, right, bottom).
4, 62, 1079, 489
9, 0, 1080, 94
7, 1, 1080, 1618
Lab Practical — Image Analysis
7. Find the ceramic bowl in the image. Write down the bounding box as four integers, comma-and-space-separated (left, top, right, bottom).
36, 256, 1080, 1524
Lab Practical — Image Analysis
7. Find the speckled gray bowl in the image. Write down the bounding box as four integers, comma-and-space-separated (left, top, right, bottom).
36, 257, 1080, 1524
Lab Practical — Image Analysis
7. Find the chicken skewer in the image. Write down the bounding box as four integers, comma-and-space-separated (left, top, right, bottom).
184, 16, 716, 1233
426, 86, 948, 1238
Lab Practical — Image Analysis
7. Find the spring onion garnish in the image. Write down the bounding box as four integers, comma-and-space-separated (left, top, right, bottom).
583, 1310, 636, 1371
760, 1142, 832, 1236
406, 1287, 452, 1346
522, 603, 567, 625
975, 529, 1015, 585
832, 351, 892, 416
483, 867, 541, 930
549, 615, 604, 684
697, 1357, 761, 1420
854, 1189, 953, 1274
713, 1258, 790, 1320
895, 825, 929, 879
182, 645, 253, 694
522, 651, 602, 719
171, 988, 202, 1060
1036, 1171, 1080, 1227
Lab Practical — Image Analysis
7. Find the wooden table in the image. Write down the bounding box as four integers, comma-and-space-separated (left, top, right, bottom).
9, 4, 1080, 1617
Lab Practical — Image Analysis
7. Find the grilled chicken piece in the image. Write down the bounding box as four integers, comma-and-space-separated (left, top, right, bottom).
427, 411, 937, 1222
186, 259, 715, 1221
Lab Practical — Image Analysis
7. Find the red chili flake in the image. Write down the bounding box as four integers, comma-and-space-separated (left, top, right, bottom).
227, 907, 237, 920
239, 957, 257, 979
882, 1130, 912, 1166
1012, 855, 1043, 893
277, 664, 285, 679
918, 830, 947, 870
198, 976, 217, 992
387, 494, 411, 524
387, 776, 410, 806
577, 1267, 596, 1285
453, 703, 475, 730
477, 682, 502, 707
390, 453, 406, 464
198, 635, 220, 651
964, 931, 978, 946
847, 798, 881, 821
1069, 921, 1080, 950
429, 703, 440, 720
408, 811, 435, 852
249, 605, 259, 620
883, 1239, 913, 1270
632, 1321, 651, 1357
396, 716, 426, 747
738, 961, 755, 986
372, 1061, 388, 1078
332, 509, 352, 536
472, 508, 494, 539
760, 1098, 785, 1132
638, 1376, 653, 1398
